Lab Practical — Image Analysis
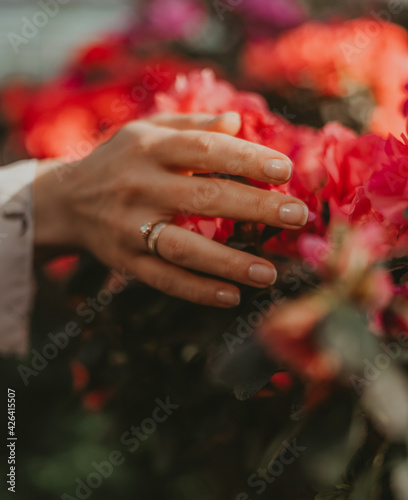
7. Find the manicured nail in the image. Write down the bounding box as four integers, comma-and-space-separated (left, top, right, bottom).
264, 159, 292, 182
216, 290, 241, 306
210, 112, 240, 124
279, 203, 309, 226
249, 264, 277, 285
221, 111, 241, 120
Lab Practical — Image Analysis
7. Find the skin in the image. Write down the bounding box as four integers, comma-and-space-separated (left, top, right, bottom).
34, 112, 309, 308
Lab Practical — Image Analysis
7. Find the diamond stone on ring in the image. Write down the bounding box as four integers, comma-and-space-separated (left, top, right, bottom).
139, 222, 155, 247
140, 221, 170, 256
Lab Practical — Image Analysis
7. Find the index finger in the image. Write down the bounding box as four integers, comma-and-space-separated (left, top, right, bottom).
147, 112, 242, 135
154, 129, 293, 185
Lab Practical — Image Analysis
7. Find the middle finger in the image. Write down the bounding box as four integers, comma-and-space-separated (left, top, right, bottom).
154, 129, 293, 185
167, 176, 309, 229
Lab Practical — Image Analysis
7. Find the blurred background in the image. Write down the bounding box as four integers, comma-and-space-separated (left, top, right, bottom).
0, 0, 131, 79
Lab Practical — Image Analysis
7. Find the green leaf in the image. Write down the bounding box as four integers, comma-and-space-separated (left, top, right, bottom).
349, 468, 380, 500
208, 292, 280, 400
390, 459, 408, 500
361, 367, 408, 441
316, 304, 379, 377
315, 485, 351, 500
260, 225, 284, 245
299, 390, 366, 488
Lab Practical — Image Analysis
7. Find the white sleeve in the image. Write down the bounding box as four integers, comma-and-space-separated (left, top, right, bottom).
0, 159, 38, 357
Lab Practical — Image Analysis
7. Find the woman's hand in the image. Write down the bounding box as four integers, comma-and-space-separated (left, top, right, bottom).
34, 113, 308, 307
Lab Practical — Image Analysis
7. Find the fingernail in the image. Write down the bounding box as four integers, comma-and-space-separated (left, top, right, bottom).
249, 264, 277, 285
216, 290, 241, 306
264, 159, 292, 182
210, 112, 240, 124
279, 203, 309, 226
222, 111, 241, 120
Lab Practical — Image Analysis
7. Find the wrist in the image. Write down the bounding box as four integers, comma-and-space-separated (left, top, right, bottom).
33, 159, 82, 251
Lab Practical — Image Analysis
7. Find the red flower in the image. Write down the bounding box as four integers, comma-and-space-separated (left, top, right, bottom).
270, 371, 293, 392
154, 68, 268, 116
153, 69, 408, 252
14, 39, 197, 159
172, 215, 235, 244
242, 19, 408, 138
320, 124, 388, 219
45, 256, 79, 283
259, 223, 395, 383
258, 295, 336, 382
70, 359, 90, 392
364, 135, 408, 226
82, 389, 114, 412
154, 69, 297, 243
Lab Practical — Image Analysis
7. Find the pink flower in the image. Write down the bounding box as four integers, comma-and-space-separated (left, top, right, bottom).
364, 135, 408, 226
335, 223, 392, 276
364, 269, 394, 310
349, 187, 376, 225
288, 126, 327, 196
154, 68, 268, 115
297, 233, 331, 274
259, 223, 395, 385
136, 0, 207, 41
172, 215, 235, 244
235, 0, 307, 37
320, 124, 388, 219
298, 223, 392, 281
258, 295, 335, 383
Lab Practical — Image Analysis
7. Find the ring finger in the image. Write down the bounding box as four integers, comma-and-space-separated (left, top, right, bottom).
155, 224, 278, 288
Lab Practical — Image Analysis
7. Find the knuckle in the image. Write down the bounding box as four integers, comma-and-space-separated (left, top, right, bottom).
190, 132, 217, 167
147, 113, 168, 124
252, 193, 270, 219
227, 141, 259, 175
191, 179, 221, 211
221, 254, 244, 279
188, 285, 209, 305
238, 142, 258, 163
172, 178, 190, 198
120, 121, 140, 137
120, 122, 154, 154
134, 134, 155, 155
112, 219, 134, 247
110, 170, 145, 200
115, 123, 137, 143
196, 132, 216, 154
229, 142, 258, 173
